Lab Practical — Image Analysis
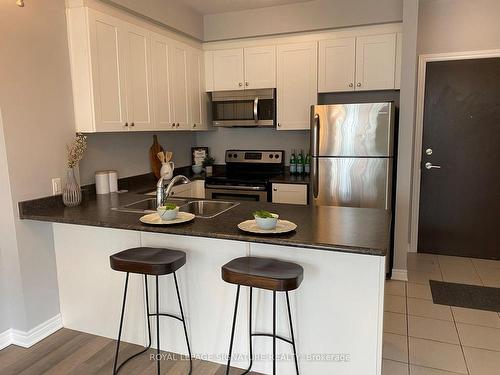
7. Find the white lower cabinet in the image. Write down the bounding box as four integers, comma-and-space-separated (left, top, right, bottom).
271, 183, 308, 205
277, 42, 317, 131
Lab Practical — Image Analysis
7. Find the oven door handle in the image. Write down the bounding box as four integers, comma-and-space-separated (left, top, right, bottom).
205, 184, 266, 191
253, 97, 259, 122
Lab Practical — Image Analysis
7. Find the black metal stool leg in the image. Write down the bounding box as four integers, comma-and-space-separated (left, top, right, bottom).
144, 275, 152, 348
241, 287, 253, 375
226, 285, 241, 375
174, 272, 193, 374
113, 272, 129, 375
156, 275, 160, 375
286, 292, 299, 375
272, 291, 277, 375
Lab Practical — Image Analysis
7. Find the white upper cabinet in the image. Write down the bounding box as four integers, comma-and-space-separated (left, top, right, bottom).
151, 33, 173, 130
355, 33, 396, 91
395, 33, 402, 89
318, 37, 356, 92
187, 49, 206, 130
170, 43, 190, 130
212, 49, 244, 91
318, 32, 398, 92
277, 42, 317, 131
88, 10, 128, 132
122, 23, 153, 130
67, 5, 207, 133
244, 46, 276, 89
206, 46, 276, 91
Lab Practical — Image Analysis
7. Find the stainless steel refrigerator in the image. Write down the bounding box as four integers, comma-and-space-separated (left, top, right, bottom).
310, 102, 395, 209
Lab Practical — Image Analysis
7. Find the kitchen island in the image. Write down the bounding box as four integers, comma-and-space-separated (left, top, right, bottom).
20, 192, 390, 375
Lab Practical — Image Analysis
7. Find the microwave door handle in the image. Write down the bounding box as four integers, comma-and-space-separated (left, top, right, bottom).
253, 97, 259, 122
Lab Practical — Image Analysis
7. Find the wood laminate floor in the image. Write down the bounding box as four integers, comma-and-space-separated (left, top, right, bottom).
0, 328, 263, 375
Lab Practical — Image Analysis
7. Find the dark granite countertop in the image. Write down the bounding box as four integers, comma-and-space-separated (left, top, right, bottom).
19, 191, 390, 256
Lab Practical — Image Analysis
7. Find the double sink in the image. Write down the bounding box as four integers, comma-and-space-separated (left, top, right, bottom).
112, 197, 239, 219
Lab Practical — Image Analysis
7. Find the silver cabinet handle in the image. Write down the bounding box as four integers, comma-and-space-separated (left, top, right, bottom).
124, 122, 128, 127
176, 123, 180, 128
245, 81, 249, 86
193, 123, 197, 128
425, 162, 441, 169
277, 123, 281, 127
356, 82, 362, 87
349, 83, 353, 88
273, 188, 277, 192
130, 122, 135, 127
238, 82, 243, 87
171, 123, 175, 128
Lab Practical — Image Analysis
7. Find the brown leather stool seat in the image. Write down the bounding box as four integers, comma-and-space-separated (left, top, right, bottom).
110, 247, 186, 275
222, 256, 304, 291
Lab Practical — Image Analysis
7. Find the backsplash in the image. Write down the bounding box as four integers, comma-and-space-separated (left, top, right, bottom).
79, 132, 196, 185
195, 127, 310, 165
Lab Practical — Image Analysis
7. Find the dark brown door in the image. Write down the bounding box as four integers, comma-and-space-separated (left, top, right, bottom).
418, 58, 500, 259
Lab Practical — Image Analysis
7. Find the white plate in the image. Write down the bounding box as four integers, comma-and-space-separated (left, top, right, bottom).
238, 219, 297, 234
140, 212, 195, 225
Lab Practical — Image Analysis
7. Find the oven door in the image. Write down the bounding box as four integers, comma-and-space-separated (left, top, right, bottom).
205, 187, 268, 202
211, 89, 275, 127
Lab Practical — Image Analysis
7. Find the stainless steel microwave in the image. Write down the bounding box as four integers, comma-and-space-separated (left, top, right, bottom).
211, 88, 276, 127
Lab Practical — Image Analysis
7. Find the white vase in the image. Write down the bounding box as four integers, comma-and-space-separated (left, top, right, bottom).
160, 161, 175, 180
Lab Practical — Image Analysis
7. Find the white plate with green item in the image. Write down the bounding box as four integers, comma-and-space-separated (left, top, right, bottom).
140, 212, 195, 225
238, 211, 297, 234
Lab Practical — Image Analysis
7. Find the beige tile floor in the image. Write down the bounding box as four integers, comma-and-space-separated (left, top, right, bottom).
383, 253, 500, 375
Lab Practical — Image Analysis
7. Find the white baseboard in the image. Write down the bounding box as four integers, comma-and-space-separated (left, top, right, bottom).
0, 314, 63, 350
391, 268, 408, 281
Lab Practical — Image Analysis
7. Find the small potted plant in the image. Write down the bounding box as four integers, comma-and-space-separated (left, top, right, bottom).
157, 203, 179, 221
202, 155, 215, 175
253, 210, 279, 230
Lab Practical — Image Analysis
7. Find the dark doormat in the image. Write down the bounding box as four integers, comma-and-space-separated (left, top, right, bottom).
429, 280, 500, 313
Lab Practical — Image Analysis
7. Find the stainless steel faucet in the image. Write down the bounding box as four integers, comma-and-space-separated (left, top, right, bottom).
156, 175, 190, 207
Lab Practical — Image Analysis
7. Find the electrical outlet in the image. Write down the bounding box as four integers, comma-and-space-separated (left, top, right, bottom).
52, 178, 62, 195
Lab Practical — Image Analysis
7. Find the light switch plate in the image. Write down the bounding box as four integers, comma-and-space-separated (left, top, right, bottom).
52, 178, 62, 195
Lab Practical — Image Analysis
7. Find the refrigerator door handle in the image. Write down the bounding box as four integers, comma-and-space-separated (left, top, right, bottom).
312, 156, 319, 199
311, 110, 320, 157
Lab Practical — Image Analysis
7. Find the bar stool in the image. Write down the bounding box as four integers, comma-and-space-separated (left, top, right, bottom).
110, 247, 192, 375
222, 256, 303, 375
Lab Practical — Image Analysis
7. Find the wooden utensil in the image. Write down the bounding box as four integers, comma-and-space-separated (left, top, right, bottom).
149, 135, 164, 179
164, 151, 173, 162
157, 151, 165, 164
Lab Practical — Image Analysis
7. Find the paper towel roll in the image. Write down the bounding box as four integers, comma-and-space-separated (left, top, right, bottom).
95, 171, 110, 194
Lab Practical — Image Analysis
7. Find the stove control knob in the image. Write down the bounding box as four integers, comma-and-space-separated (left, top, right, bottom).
275, 154, 280, 159
228, 154, 232, 158
269, 154, 274, 158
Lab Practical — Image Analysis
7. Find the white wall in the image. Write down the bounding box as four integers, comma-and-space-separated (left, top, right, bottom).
0, 109, 26, 334
79, 132, 196, 185
204, 0, 403, 41
0, 0, 77, 331
195, 129, 309, 165
106, 0, 204, 40
418, 0, 500, 54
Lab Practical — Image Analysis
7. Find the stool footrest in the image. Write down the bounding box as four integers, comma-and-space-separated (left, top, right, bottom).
251, 332, 293, 346
148, 312, 184, 323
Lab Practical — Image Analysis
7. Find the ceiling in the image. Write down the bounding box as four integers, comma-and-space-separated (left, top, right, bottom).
182, 0, 314, 15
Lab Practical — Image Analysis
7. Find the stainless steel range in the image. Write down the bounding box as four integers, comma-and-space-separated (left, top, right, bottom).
205, 150, 285, 202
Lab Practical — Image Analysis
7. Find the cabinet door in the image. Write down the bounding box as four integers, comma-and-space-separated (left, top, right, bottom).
170, 44, 189, 130
277, 42, 317, 130
272, 183, 308, 205
212, 49, 244, 91
355, 34, 396, 91
88, 10, 128, 132
244, 46, 276, 89
151, 33, 173, 130
318, 38, 356, 92
187, 50, 204, 130
122, 24, 153, 130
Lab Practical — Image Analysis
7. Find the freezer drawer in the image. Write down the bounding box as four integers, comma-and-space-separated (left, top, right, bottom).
311, 103, 395, 157
311, 157, 392, 209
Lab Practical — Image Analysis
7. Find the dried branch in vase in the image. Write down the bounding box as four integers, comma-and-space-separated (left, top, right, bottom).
66, 133, 87, 168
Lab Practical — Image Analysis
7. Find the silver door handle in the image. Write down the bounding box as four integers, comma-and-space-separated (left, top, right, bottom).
253, 97, 259, 122
425, 162, 441, 170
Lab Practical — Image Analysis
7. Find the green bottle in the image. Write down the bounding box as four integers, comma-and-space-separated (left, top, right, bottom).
297, 149, 304, 174
290, 149, 297, 174
304, 151, 311, 174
